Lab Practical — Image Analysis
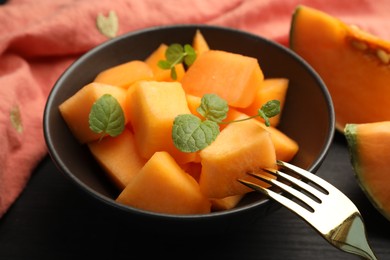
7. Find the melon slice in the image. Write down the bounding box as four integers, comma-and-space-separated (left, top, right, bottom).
199, 116, 277, 199
290, 5, 390, 131
127, 80, 197, 164
344, 122, 390, 221
116, 151, 211, 215
87, 128, 146, 190
59, 82, 128, 143
192, 29, 210, 56
181, 50, 264, 108
93, 60, 153, 88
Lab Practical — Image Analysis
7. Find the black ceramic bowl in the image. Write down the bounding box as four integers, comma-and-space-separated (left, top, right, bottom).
43, 24, 334, 234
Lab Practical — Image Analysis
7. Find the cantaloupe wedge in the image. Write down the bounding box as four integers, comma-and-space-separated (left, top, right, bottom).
116, 151, 211, 215
59, 82, 129, 143
128, 80, 197, 164
87, 128, 146, 190
93, 60, 154, 88
238, 78, 289, 127
345, 122, 390, 221
185, 94, 202, 119
199, 116, 277, 198
192, 29, 210, 56
181, 50, 264, 108
145, 43, 185, 81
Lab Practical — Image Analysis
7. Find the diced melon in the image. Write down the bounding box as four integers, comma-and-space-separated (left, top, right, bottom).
199, 116, 277, 198
116, 151, 211, 215
128, 80, 197, 164
186, 94, 203, 119
238, 78, 289, 127
59, 82, 129, 143
180, 162, 202, 182
145, 43, 185, 81
87, 128, 146, 190
93, 60, 154, 88
181, 50, 264, 108
210, 194, 244, 211
192, 29, 210, 56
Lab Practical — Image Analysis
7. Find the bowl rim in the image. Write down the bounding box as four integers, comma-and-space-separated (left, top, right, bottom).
43, 23, 335, 221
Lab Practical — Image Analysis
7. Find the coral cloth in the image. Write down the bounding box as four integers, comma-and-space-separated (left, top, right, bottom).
1, 0, 390, 218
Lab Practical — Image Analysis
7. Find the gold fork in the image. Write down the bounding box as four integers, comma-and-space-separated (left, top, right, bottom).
238, 160, 378, 260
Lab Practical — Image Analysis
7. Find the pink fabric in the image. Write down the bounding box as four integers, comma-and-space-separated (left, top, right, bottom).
1, 0, 390, 218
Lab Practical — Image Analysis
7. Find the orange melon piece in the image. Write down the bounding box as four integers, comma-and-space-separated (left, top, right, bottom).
222, 109, 298, 161
185, 94, 203, 119
238, 78, 289, 127
128, 80, 197, 164
93, 60, 153, 88
116, 151, 211, 215
181, 50, 264, 108
192, 29, 210, 56
345, 122, 390, 221
199, 116, 277, 198
87, 128, 146, 190
145, 43, 185, 81
210, 194, 244, 211
59, 82, 129, 143
180, 162, 202, 182
290, 5, 390, 131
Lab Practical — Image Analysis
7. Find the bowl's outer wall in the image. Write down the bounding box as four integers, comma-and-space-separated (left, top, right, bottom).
44, 25, 334, 225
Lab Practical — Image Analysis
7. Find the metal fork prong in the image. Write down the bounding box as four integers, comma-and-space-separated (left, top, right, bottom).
246, 172, 319, 213
277, 160, 333, 193
263, 167, 326, 203
237, 178, 313, 219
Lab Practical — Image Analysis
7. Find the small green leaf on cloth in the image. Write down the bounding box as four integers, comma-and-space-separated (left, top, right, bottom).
9, 105, 23, 133
96, 10, 119, 38
89, 94, 125, 140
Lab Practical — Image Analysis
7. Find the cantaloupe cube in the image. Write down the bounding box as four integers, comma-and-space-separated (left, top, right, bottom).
223, 109, 299, 162
210, 194, 244, 211
238, 78, 289, 127
186, 94, 203, 119
93, 60, 154, 89
116, 151, 211, 215
260, 125, 299, 163
128, 80, 197, 164
181, 50, 264, 108
180, 162, 202, 182
87, 128, 146, 190
192, 29, 210, 56
59, 82, 129, 143
145, 43, 185, 82
199, 117, 277, 198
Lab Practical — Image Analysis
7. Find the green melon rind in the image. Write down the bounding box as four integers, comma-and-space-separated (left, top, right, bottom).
288, 5, 302, 50
344, 124, 390, 221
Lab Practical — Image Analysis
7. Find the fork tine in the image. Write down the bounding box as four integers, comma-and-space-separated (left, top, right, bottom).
245, 171, 319, 213
238, 178, 313, 219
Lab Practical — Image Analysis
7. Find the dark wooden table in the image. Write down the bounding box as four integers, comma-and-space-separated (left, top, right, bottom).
0, 131, 389, 260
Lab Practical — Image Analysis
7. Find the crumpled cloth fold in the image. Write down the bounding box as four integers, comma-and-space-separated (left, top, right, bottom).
1, 0, 390, 218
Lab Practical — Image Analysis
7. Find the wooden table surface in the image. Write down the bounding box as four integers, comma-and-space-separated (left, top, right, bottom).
0, 131, 389, 260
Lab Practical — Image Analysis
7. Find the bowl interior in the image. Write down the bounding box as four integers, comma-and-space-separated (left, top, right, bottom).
43, 24, 334, 221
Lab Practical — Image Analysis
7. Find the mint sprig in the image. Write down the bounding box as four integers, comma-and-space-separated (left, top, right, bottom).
157, 43, 197, 80
172, 114, 219, 153
172, 94, 281, 153
89, 94, 125, 140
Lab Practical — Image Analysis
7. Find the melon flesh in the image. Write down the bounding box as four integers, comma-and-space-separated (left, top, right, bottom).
199, 116, 277, 199
290, 5, 390, 131
116, 151, 211, 215
344, 122, 390, 221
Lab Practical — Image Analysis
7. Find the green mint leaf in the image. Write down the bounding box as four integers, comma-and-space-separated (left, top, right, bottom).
170, 66, 178, 80
157, 60, 172, 70
197, 93, 229, 123
89, 94, 125, 139
183, 44, 197, 66
172, 114, 220, 153
258, 100, 281, 127
166, 43, 185, 65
